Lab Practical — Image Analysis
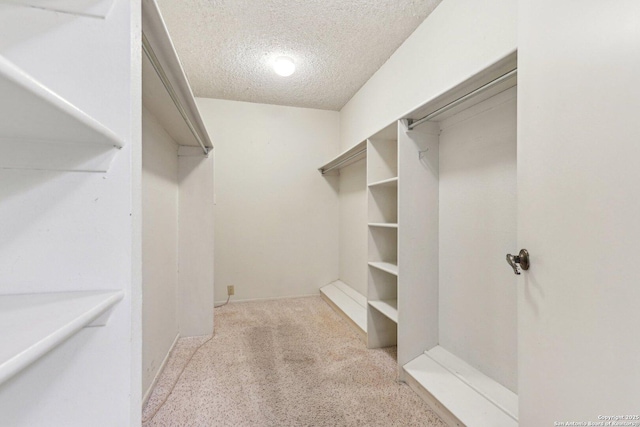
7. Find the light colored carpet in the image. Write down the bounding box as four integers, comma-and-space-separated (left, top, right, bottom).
142, 296, 446, 426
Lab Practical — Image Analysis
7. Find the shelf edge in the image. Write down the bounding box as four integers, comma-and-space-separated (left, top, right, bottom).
0, 290, 125, 386
0, 55, 125, 148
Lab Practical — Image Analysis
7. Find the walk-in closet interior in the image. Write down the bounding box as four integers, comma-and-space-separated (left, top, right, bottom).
1, 0, 638, 426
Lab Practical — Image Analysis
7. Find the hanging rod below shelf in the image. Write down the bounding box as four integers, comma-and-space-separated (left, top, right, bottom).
142, 32, 209, 156
408, 68, 517, 130
320, 148, 367, 175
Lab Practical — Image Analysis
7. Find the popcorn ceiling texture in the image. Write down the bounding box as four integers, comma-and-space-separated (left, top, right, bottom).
156, 0, 442, 111
142, 296, 447, 426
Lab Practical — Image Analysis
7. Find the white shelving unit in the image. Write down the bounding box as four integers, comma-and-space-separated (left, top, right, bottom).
0, 0, 139, 424
0, 55, 125, 172
0, 291, 124, 386
367, 123, 399, 350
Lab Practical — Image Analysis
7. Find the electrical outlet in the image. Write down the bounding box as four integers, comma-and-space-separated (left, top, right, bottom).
227, 285, 235, 296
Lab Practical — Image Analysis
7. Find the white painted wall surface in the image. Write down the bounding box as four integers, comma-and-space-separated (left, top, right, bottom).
177, 146, 215, 335
338, 159, 368, 296
141, 107, 179, 397
518, 1, 640, 423
0, 0, 140, 424
196, 98, 340, 302
438, 88, 517, 392
339, 0, 517, 151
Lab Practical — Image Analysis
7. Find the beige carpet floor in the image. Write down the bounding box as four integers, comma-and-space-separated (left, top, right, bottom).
142, 296, 446, 427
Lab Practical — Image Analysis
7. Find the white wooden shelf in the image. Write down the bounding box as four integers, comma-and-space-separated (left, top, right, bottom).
2, 0, 115, 18
368, 177, 398, 188
0, 290, 124, 385
320, 281, 366, 338
0, 55, 125, 171
368, 261, 398, 276
368, 299, 398, 323
318, 140, 366, 175
368, 223, 398, 229
142, 0, 214, 152
403, 346, 518, 427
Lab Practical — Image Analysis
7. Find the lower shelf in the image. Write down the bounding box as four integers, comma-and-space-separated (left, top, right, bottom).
319, 281, 366, 338
368, 299, 398, 323
0, 290, 124, 385
403, 346, 518, 427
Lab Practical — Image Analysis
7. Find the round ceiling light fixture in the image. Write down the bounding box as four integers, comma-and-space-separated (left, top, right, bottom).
273, 56, 296, 77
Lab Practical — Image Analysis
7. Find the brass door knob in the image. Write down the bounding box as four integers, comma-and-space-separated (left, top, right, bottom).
506, 249, 530, 275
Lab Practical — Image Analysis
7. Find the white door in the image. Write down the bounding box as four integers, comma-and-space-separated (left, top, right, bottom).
518, 1, 640, 425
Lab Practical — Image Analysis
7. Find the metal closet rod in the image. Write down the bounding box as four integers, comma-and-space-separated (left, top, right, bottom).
321, 148, 367, 175
408, 68, 518, 130
142, 32, 210, 156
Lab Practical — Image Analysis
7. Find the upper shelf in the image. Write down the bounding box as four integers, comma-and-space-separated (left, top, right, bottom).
318, 140, 366, 175
1, 0, 115, 18
0, 290, 124, 386
0, 55, 125, 171
142, 0, 213, 152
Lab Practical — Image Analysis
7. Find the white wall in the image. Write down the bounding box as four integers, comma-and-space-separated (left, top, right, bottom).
339, 0, 517, 150
338, 159, 368, 296
177, 146, 215, 336
438, 88, 517, 392
196, 98, 340, 302
141, 107, 179, 398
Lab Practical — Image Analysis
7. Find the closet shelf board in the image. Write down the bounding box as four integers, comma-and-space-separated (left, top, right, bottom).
403, 349, 518, 427
368, 177, 398, 188
368, 261, 398, 276
318, 140, 366, 174
368, 299, 398, 323
142, 0, 214, 150
368, 223, 398, 229
320, 282, 366, 333
0, 290, 124, 386
0, 55, 125, 148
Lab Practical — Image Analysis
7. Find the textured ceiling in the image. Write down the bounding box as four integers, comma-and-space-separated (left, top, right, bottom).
157, 0, 442, 111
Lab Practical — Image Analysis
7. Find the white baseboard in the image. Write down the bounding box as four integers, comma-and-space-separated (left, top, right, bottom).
142, 333, 180, 408
213, 293, 317, 305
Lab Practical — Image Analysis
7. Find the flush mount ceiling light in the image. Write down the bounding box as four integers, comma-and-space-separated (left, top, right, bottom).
273, 56, 296, 77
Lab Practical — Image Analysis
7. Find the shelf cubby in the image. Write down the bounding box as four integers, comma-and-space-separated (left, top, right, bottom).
367, 138, 398, 184
368, 185, 398, 224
